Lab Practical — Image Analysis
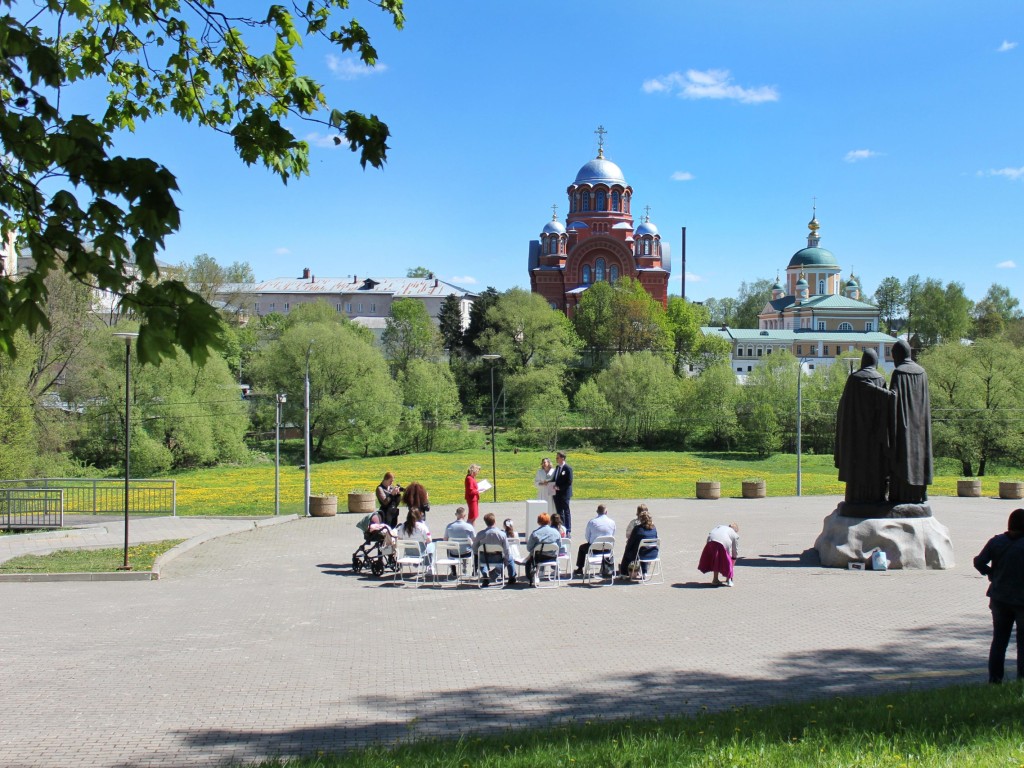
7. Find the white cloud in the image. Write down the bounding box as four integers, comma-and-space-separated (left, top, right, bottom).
274, 247, 290, 256
449, 275, 478, 285
685, 272, 704, 283
997, 260, 1017, 269
303, 131, 345, 149
326, 54, 388, 80
671, 171, 695, 181
998, 40, 1018, 53
642, 69, 778, 104
844, 149, 881, 163
985, 166, 1024, 180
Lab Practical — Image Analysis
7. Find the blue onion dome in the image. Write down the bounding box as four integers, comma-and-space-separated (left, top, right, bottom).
635, 220, 659, 236
796, 275, 809, 287
845, 274, 859, 288
772, 276, 783, 291
543, 217, 566, 235
574, 153, 627, 186
789, 247, 838, 268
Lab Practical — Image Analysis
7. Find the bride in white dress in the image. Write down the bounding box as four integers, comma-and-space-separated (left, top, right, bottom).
533, 457, 556, 515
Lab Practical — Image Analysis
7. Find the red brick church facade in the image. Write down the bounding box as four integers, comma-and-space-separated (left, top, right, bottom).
528, 132, 671, 317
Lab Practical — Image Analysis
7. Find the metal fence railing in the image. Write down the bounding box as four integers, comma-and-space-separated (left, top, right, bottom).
0, 489, 64, 529
0, 479, 176, 517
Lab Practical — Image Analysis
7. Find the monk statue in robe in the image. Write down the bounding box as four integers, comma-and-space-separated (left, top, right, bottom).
888, 338, 933, 505
835, 349, 892, 504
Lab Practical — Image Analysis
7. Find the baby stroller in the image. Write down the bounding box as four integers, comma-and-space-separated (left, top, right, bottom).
352, 512, 398, 577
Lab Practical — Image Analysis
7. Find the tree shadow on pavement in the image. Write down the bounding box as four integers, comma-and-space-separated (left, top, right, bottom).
739, 549, 821, 568
160, 616, 992, 768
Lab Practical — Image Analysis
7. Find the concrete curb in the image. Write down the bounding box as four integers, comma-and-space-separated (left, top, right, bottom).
3, 525, 108, 541
0, 515, 300, 583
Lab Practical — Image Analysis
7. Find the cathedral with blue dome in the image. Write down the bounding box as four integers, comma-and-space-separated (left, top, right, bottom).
528, 128, 671, 316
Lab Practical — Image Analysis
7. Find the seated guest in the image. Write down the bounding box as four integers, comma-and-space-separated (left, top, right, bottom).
619, 508, 658, 577
393, 509, 431, 547
503, 518, 519, 540
525, 512, 561, 585
698, 523, 740, 587
573, 504, 616, 576
473, 513, 515, 588
624, 504, 648, 540
402, 482, 430, 522
551, 512, 567, 539
445, 507, 475, 576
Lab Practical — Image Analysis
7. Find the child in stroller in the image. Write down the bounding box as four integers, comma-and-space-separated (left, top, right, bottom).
352, 511, 398, 576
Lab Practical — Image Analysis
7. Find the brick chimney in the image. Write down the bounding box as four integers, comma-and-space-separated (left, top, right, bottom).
301, 267, 310, 279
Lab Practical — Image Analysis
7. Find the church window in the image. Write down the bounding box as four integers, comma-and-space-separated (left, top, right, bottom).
612, 191, 620, 211
838, 322, 853, 331
865, 321, 873, 332
573, 193, 580, 212
582, 265, 591, 284
609, 265, 619, 282
582, 194, 591, 212
643, 239, 651, 255
595, 258, 605, 281
624, 193, 630, 212
596, 190, 606, 210
819, 280, 825, 294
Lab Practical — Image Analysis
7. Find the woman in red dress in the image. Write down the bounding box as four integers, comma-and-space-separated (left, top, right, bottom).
464, 464, 481, 525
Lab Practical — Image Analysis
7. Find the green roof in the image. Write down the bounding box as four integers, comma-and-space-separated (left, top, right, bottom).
788, 247, 838, 268
701, 327, 897, 344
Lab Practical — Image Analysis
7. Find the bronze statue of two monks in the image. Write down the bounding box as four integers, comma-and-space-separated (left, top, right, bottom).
834, 339, 933, 517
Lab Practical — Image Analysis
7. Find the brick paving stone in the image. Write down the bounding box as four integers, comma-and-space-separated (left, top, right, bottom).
0, 496, 1009, 766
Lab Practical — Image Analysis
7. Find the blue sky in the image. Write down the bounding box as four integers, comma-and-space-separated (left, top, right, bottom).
111, 1, 1023, 304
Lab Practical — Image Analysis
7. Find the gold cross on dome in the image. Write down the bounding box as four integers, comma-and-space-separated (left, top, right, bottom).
594, 125, 607, 154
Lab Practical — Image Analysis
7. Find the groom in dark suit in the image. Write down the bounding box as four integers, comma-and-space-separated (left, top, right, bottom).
552, 451, 574, 536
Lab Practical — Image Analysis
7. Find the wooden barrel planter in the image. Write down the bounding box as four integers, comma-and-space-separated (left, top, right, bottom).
310, 494, 338, 517
347, 492, 375, 514
741, 480, 767, 499
999, 481, 1024, 500
957, 479, 982, 498
696, 481, 721, 500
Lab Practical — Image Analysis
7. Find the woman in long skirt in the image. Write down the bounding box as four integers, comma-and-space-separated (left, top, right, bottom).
698, 523, 739, 587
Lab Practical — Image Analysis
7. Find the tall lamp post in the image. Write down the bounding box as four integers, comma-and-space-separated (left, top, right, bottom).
481, 354, 501, 502
113, 332, 139, 570
275, 393, 287, 516
303, 341, 314, 518
795, 357, 812, 497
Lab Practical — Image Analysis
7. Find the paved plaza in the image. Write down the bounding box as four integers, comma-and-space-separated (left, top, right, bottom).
0, 495, 1013, 767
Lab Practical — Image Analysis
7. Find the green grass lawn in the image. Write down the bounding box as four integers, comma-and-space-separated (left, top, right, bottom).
0, 539, 184, 573
169, 450, 1022, 516
245, 682, 1024, 767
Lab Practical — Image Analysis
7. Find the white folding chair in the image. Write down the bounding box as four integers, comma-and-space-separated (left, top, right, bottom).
395, 539, 429, 584
478, 542, 507, 587
533, 541, 562, 588
633, 538, 664, 585
557, 537, 573, 575
431, 541, 463, 587
582, 535, 616, 586
507, 540, 529, 578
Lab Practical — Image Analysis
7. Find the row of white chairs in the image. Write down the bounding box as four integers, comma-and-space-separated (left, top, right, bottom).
392, 534, 663, 588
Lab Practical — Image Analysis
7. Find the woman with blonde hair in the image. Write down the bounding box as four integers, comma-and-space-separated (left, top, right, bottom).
533, 457, 556, 515
464, 464, 481, 525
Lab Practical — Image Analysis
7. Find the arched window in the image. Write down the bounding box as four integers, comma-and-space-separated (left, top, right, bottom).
596, 190, 606, 211
818, 280, 825, 294
573, 193, 580, 212
582, 265, 591, 284
838, 322, 853, 331
609, 265, 619, 282
624, 193, 630, 213
611, 191, 620, 211
582, 194, 590, 212
595, 258, 605, 281
643, 239, 651, 255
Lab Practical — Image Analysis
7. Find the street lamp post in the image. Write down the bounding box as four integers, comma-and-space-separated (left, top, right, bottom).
303, 341, 314, 518
275, 393, 287, 516
795, 357, 811, 497
481, 354, 501, 502
113, 332, 139, 570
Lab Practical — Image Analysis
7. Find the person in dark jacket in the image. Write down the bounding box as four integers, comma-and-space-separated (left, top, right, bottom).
619, 508, 658, 577
974, 508, 1024, 683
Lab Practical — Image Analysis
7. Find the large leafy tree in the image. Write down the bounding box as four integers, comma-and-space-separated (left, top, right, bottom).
477, 288, 581, 374
398, 358, 462, 453
381, 297, 440, 376
972, 283, 1022, 339
251, 319, 400, 458
733, 278, 775, 330
0, 0, 404, 364
909, 278, 973, 349
437, 293, 465, 353
666, 296, 712, 374
872, 276, 906, 333
572, 280, 615, 359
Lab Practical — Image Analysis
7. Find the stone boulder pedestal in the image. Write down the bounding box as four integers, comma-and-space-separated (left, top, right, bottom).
814, 507, 955, 570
